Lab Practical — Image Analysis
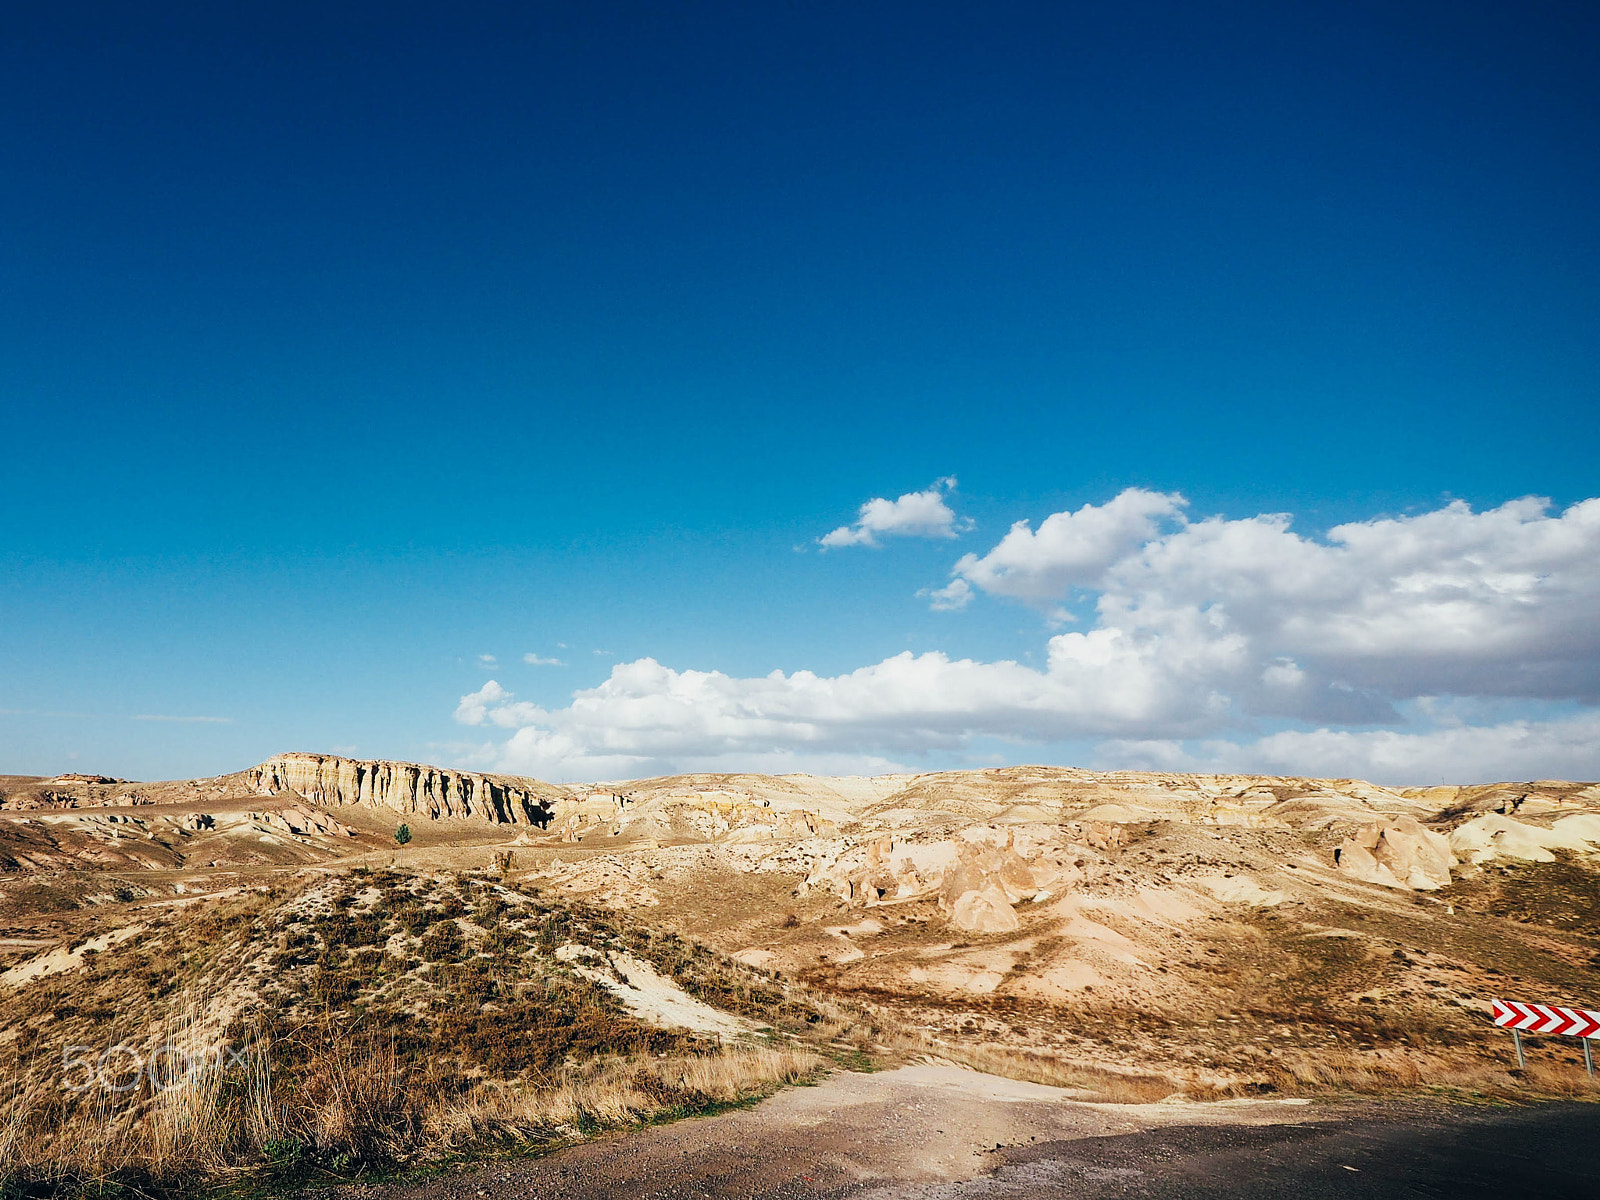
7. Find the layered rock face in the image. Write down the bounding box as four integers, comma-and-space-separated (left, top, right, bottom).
246, 806, 358, 839
242, 753, 554, 828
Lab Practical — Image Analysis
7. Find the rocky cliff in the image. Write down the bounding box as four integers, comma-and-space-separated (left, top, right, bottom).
241, 753, 556, 828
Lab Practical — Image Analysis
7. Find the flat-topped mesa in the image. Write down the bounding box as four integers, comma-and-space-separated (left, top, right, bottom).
242, 753, 554, 828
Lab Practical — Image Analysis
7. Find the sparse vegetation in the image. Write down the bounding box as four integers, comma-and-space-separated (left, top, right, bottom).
8, 762, 1600, 1198
0, 872, 835, 1199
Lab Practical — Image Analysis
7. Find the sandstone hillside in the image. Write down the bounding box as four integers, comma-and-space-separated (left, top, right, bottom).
4, 750, 1600, 1173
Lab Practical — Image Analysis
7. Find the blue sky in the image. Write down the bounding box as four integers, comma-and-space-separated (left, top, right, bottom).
2, 1, 1597, 784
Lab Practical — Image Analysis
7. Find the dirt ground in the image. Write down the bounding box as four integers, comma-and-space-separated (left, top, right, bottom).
8, 757, 1600, 1198
333, 1064, 1326, 1200
333, 1063, 1600, 1200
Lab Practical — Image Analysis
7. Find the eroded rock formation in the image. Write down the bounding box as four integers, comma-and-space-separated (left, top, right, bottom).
1333, 816, 1455, 890
242, 753, 555, 827
784, 823, 1106, 932
246, 806, 358, 839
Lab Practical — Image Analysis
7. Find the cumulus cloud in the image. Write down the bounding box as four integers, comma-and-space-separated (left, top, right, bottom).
455, 630, 1257, 780
944, 490, 1600, 710
947, 487, 1185, 606
921, 577, 973, 611
1100, 710, 1600, 786
452, 490, 1600, 785
454, 680, 546, 729
523, 652, 566, 666
453, 680, 509, 726
820, 477, 969, 548
454, 652, 1600, 785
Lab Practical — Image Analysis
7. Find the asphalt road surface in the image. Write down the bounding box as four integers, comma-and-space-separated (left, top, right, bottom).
907, 1104, 1600, 1199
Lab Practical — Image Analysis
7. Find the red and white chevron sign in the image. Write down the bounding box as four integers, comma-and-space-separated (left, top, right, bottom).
1492, 998, 1600, 1038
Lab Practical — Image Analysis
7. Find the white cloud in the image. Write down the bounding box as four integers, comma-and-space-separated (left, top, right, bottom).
455, 632, 1251, 780
820, 477, 969, 548
450, 491, 1600, 785
454, 653, 1600, 786
454, 680, 546, 729
921, 577, 973, 611
453, 680, 509, 726
1260, 658, 1306, 689
478, 654, 497, 667
1100, 710, 1600, 786
523, 652, 566, 666
947, 491, 1600, 711
946, 487, 1185, 606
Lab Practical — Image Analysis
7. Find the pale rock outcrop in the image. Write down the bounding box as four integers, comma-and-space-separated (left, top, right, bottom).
1333, 816, 1454, 890
243, 753, 554, 828
945, 885, 1020, 933
1554, 813, 1600, 844
1071, 822, 1126, 852
248, 806, 359, 840
937, 834, 1042, 933
559, 947, 751, 1038
1449, 813, 1600, 864
1195, 874, 1285, 906
793, 822, 1104, 931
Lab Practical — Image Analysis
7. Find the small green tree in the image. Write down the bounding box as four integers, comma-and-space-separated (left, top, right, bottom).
394, 823, 412, 845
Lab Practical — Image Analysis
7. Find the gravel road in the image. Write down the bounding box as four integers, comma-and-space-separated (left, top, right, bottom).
336, 1065, 1599, 1200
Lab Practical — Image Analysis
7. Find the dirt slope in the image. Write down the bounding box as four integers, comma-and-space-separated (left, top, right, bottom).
5, 756, 1600, 1101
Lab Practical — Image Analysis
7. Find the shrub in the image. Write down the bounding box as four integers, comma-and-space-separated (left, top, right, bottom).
419, 922, 464, 962
474, 893, 506, 928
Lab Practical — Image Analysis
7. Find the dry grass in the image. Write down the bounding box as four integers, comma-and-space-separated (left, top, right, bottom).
1, 997, 266, 1191
0, 871, 838, 1198
0, 1021, 822, 1197
286, 1027, 418, 1163
1242, 1044, 1600, 1100
425, 1045, 823, 1150
139, 1003, 237, 1176
886, 1030, 1179, 1102
877, 1014, 1600, 1104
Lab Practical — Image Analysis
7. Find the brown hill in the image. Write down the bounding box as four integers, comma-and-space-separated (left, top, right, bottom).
4, 752, 1598, 1127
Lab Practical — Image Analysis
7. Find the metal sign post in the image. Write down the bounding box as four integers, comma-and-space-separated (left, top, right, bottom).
1492, 999, 1600, 1078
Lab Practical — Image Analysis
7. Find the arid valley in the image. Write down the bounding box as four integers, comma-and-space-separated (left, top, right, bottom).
3, 752, 1598, 1196
12, 2, 1600, 1195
